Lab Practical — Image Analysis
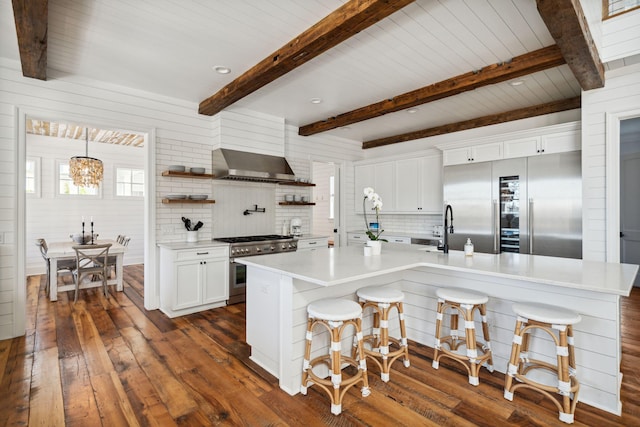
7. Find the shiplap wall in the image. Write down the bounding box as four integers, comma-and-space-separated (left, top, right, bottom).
0, 59, 212, 339
602, 8, 640, 63
26, 134, 145, 275
582, 62, 640, 262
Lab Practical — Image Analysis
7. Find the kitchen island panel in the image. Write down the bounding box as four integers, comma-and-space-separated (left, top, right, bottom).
241, 245, 637, 415
398, 266, 623, 414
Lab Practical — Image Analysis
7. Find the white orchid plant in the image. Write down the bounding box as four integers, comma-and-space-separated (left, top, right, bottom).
363, 187, 387, 241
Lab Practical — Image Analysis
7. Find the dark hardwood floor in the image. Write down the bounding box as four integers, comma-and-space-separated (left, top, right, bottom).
1, 265, 639, 426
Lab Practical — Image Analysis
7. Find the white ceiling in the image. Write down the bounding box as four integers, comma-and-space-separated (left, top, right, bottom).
0, 0, 582, 144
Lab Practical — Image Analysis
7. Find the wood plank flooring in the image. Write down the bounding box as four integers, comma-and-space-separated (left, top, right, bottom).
2, 265, 640, 426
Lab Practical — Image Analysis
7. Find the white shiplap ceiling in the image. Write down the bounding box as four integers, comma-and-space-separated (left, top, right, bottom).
0, 0, 582, 144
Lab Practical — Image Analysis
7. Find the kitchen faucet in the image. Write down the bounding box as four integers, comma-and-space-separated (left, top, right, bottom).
439, 204, 454, 253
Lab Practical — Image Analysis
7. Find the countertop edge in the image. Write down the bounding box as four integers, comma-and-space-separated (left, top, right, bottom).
237, 247, 639, 296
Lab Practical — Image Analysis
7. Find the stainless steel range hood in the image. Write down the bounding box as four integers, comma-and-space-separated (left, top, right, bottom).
212, 148, 296, 183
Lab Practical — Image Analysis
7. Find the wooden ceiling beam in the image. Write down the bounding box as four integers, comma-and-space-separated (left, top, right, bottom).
536, 0, 604, 90
299, 45, 566, 136
198, 0, 415, 116
362, 97, 581, 149
12, 0, 48, 80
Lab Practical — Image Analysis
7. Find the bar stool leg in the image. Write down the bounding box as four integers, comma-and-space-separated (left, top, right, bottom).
478, 303, 494, 372
300, 317, 315, 395
462, 303, 480, 386
432, 299, 444, 369
504, 317, 524, 400
396, 301, 410, 368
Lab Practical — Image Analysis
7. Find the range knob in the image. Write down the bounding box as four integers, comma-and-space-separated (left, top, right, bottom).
256, 247, 261, 253
270, 246, 275, 251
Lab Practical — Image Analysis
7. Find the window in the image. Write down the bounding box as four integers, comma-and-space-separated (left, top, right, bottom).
605, 0, 640, 18
329, 175, 335, 220
26, 157, 40, 197
116, 167, 144, 197
58, 162, 99, 196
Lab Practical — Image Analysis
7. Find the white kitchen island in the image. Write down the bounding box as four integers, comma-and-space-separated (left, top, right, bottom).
237, 244, 638, 416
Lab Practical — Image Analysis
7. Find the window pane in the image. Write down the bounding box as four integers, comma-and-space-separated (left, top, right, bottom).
116, 167, 144, 197
26, 159, 35, 194
59, 163, 98, 195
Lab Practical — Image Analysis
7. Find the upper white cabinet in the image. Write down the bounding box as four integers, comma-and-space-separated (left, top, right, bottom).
395, 156, 442, 213
355, 161, 395, 213
443, 142, 502, 166
443, 127, 581, 166
503, 132, 580, 158
502, 136, 542, 158
355, 154, 442, 214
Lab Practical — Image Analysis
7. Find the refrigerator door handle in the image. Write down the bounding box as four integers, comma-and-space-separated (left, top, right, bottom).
493, 199, 499, 253
529, 198, 534, 254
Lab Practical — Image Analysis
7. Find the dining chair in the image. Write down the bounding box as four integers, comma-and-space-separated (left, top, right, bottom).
71, 243, 112, 302
35, 238, 76, 296
96, 236, 131, 278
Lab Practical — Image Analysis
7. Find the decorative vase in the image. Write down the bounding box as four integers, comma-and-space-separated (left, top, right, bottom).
186, 230, 198, 243
366, 240, 382, 255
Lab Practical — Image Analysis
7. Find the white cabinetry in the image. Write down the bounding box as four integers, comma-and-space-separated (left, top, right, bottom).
394, 156, 443, 213
159, 245, 229, 318
355, 154, 442, 214
347, 232, 368, 246
503, 132, 579, 158
355, 162, 395, 212
443, 142, 502, 166
443, 128, 580, 166
384, 235, 411, 244
297, 236, 329, 252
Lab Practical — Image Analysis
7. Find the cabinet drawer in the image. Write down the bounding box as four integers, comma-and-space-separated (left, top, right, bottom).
384, 235, 411, 244
176, 246, 228, 260
297, 238, 328, 250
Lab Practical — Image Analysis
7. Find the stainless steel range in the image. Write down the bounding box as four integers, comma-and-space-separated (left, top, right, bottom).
214, 234, 297, 304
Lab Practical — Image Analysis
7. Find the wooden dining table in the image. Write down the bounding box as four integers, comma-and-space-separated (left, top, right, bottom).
46, 239, 127, 302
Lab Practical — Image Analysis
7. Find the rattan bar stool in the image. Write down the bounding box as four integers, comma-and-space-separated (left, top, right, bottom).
504, 302, 581, 424
355, 286, 410, 382
301, 298, 370, 415
432, 287, 494, 385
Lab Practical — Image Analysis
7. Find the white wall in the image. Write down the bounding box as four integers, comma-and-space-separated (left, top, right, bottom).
582, 62, 640, 262
602, 8, 640, 63
0, 58, 212, 339
26, 133, 145, 275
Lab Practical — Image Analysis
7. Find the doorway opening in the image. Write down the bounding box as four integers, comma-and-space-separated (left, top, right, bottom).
22, 115, 154, 306
620, 116, 640, 287
311, 162, 339, 247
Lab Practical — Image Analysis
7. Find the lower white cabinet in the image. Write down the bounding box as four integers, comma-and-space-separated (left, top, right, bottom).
296, 236, 329, 252
159, 245, 229, 318
347, 232, 369, 246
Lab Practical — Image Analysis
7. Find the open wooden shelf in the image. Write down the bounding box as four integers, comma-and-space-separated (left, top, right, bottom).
279, 202, 316, 206
278, 181, 315, 187
162, 170, 214, 179
162, 199, 216, 204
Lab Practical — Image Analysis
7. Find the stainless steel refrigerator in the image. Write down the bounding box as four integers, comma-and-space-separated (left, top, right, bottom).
443, 151, 582, 259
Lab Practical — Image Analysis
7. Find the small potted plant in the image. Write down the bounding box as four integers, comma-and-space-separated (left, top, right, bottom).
363, 187, 386, 254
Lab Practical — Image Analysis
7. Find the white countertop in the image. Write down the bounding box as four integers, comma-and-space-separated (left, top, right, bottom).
237, 244, 639, 296
157, 241, 229, 250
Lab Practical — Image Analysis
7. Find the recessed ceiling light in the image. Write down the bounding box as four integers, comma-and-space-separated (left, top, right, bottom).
340, 126, 351, 130
213, 66, 231, 74
407, 108, 418, 114
310, 98, 322, 104
509, 80, 525, 86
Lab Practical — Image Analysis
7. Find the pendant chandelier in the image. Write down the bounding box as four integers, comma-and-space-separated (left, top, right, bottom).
69, 127, 103, 188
